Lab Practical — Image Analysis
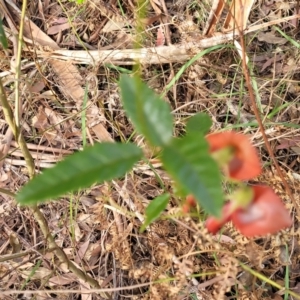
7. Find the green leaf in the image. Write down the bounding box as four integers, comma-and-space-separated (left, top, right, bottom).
161, 135, 223, 217
17, 143, 143, 205
186, 113, 212, 135
119, 75, 173, 147
0, 19, 8, 49
140, 193, 170, 232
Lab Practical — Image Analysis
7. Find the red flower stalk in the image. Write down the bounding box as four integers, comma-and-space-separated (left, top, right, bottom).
206, 185, 292, 237
206, 131, 261, 180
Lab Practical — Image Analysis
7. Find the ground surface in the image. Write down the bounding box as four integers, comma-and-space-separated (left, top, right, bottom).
0, 0, 300, 299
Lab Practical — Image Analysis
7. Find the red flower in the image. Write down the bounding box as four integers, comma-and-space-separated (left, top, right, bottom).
232, 186, 292, 237
206, 185, 292, 237
182, 194, 197, 213
206, 131, 261, 180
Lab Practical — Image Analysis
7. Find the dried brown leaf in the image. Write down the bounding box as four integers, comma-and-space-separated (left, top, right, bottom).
257, 31, 287, 45
28, 80, 46, 94
223, 0, 256, 31
47, 22, 72, 35
20, 267, 52, 280
79, 280, 92, 300
49, 273, 77, 286
32, 106, 48, 130
75, 240, 90, 263
102, 18, 132, 33
50, 60, 84, 108
91, 123, 113, 142
8, 3, 60, 50
276, 138, 300, 150
203, 0, 226, 36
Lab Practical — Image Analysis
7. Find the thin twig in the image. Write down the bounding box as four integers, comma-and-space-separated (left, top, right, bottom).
0, 250, 34, 262
0, 79, 35, 176
0, 282, 153, 295
238, 14, 300, 218
14, 0, 27, 127
31, 206, 101, 288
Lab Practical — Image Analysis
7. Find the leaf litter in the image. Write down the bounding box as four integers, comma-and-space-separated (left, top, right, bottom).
0, 0, 299, 299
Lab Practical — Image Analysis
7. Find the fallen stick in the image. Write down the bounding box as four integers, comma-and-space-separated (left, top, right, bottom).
39, 14, 300, 66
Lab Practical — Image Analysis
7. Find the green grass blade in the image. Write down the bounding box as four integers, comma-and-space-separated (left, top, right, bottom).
162, 45, 227, 96
21, 260, 42, 290
81, 84, 88, 148
0, 19, 8, 49
275, 26, 300, 48
284, 244, 290, 300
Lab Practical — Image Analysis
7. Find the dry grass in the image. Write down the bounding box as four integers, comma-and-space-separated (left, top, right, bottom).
0, 0, 300, 299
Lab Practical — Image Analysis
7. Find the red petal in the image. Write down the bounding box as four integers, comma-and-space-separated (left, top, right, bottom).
206, 131, 261, 180
205, 203, 232, 234
231, 186, 292, 237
